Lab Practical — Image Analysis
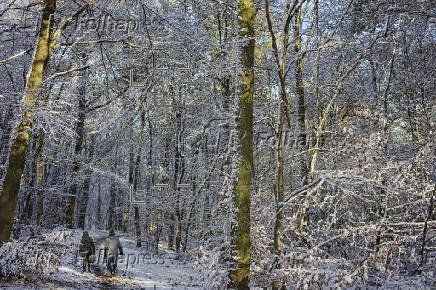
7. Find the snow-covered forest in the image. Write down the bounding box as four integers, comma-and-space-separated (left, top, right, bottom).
0, 0, 434, 289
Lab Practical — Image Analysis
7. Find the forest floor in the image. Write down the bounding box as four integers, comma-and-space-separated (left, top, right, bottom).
0, 229, 207, 289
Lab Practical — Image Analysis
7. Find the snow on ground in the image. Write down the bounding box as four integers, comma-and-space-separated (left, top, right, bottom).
0, 228, 208, 289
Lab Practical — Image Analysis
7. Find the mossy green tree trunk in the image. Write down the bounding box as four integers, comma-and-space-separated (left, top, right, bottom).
230, 0, 255, 288
0, 0, 56, 244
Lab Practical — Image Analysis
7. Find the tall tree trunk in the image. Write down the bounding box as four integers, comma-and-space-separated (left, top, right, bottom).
65, 97, 86, 228
96, 180, 102, 229
77, 133, 95, 229
294, 1, 307, 183
309, 0, 322, 176
293, 1, 311, 247
133, 109, 146, 247
174, 91, 186, 253
22, 131, 45, 224
154, 213, 161, 253
124, 144, 135, 233
420, 188, 434, 267
0, 103, 16, 182
145, 118, 154, 250
374, 48, 395, 252
134, 206, 142, 247
0, 0, 56, 244
271, 105, 286, 290
160, 132, 173, 250
264, 0, 293, 128
230, 0, 255, 287
167, 213, 175, 250
107, 144, 119, 231
34, 131, 46, 227
273, 104, 285, 255
42, 141, 61, 225
107, 183, 116, 230
22, 136, 38, 222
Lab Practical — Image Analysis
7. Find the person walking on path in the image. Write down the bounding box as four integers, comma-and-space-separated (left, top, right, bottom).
79, 231, 96, 272
103, 229, 124, 276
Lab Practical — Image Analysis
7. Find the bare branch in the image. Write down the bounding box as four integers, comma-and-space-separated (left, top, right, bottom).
0, 48, 32, 65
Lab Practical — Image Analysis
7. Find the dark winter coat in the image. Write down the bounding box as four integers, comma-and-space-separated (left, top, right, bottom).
79, 232, 95, 257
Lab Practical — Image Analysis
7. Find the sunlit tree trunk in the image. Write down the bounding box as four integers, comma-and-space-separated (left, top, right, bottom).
0, 0, 56, 244
230, 0, 255, 287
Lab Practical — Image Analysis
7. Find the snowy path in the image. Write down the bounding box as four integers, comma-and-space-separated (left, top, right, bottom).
0, 230, 206, 289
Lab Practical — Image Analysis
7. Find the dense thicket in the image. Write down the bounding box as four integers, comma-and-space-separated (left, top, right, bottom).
0, 0, 434, 288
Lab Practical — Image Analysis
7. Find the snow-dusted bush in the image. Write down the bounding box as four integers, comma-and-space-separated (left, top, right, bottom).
0, 226, 80, 279
192, 240, 233, 289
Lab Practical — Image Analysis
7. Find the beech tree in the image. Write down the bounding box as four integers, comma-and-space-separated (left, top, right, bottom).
0, 0, 433, 288
230, 0, 255, 288
0, 0, 57, 244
